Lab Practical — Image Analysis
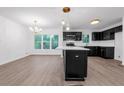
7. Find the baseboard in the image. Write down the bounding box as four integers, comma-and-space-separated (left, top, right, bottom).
114, 58, 122, 62
31, 50, 62, 55
0, 54, 30, 65
121, 62, 124, 66
31, 53, 61, 55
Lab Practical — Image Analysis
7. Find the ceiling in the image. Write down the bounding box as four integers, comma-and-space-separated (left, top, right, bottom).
0, 7, 124, 30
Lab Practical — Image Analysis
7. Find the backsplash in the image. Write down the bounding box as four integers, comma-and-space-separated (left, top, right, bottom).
63, 40, 115, 47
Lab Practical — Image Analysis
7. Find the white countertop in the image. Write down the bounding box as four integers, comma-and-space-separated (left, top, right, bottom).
57, 46, 90, 50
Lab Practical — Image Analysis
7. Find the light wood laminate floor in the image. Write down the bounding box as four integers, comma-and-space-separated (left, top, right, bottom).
0, 55, 124, 86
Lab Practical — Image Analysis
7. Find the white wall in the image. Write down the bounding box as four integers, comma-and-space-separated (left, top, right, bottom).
122, 17, 124, 65
115, 32, 122, 61
0, 16, 30, 65
30, 28, 63, 55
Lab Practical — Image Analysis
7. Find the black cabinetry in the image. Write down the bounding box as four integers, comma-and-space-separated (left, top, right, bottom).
92, 32, 101, 40
102, 30, 111, 40
92, 25, 122, 41
63, 50, 88, 81
109, 29, 115, 40
84, 46, 98, 56
84, 46, 114, 59
75, 32, 82, 41
115, 25, 122, 33
92, 29, 115, 41
100, 47, 114, 59
102, 28, 115, 40
63, 32, 82, 41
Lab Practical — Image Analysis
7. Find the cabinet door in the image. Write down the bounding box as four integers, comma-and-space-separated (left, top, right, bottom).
92, 47, 98, 56
97, 47, 101, 56
75, 32, 82, 41
103, 31, 109, 40
92, 32, 100, 41
115, 25, 122, 33
66, 50, 85, 77
63, 32, 75, 41
100, 47, 105, 57
100, 47, 114, 59
105, 47, 114, 59
103, 29, 115, 40
109, 28, 115, 40
84, 46, 98, 56
98, 32, 102, 40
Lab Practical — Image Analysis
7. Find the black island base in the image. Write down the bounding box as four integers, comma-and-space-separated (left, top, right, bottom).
63, 50, 88, 81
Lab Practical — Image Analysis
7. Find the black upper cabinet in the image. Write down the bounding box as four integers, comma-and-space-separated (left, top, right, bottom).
102, 29, 115, 40
102, 30, 110, 40
63, 32, 75, 41
75, 32, 82, 41
63, 32, 82, 41
92, 32, 103, 41
115, 25, 122, 33
92, 32, 101, 41
109, 28, 115, 40
92, 25, 122, 41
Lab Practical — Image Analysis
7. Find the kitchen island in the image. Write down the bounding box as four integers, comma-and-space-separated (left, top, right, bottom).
57, 46, 89, 81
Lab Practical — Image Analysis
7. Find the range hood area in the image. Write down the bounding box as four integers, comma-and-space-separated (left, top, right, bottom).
63, 32, 82, 41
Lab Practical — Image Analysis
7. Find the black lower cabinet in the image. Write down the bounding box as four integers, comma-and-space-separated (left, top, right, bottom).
84, 46, 98, 56
84, 46, 114, 59
63, 50, 88, 81
100, 47, 114, 59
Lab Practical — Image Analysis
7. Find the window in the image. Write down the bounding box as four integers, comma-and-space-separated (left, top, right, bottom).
34, 34, 42, 49
82, 34, 89, 43
51, 35, 59, 49
43, 35, 50, 49
34, 34, 59, 49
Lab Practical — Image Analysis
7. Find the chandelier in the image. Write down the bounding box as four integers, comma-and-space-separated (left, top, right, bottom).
29, 20, 42, 33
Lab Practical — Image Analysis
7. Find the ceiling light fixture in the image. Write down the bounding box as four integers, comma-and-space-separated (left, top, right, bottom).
66, 26, 70, 31
62, 7, 71, 31
61, 20, 65, 25
29, 20, 42, 33
63, 7, 71, 13
90, 19, 100, 25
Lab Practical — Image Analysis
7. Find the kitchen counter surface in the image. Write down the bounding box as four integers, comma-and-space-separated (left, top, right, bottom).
57, 46, 90, 50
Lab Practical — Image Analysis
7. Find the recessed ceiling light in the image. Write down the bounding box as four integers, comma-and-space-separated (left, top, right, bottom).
61, 20, 65, 25
90, 19, 100, 25
66, 27, 70, 31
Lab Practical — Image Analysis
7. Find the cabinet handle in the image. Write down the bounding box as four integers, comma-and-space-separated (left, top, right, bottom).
75, 55, 79, 58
